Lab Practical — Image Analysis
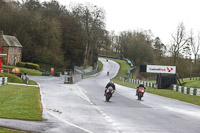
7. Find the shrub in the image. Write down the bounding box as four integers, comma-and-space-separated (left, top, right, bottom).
24, 63, 40, 70
16, 62, 26, 67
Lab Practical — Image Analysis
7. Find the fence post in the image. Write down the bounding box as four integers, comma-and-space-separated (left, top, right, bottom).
187, 88, 190, 94
176, 85, 179, 92
181, 86, 184, 93
193, 88, 197, 96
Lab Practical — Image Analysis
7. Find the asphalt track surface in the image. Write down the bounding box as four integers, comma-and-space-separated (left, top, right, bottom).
0, 58, 200, 133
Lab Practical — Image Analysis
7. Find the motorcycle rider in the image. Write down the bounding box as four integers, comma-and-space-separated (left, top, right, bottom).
107, 71, 109, 76
105, 81, 115, 95
136, 82, 146, 95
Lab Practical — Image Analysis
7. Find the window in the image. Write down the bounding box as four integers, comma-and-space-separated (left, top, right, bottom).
9, 56, 12, 63
18, 48, 21, 53
18, 57, 20, 62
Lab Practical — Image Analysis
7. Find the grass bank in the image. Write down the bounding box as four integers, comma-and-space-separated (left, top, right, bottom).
105, 58, 200, 106
2, 65, 42, 76
0, 127, 23, 133
97, 60, 103, 72
0, 73, 37, 85
0, 84, 42, 121
180, 78, 200, 88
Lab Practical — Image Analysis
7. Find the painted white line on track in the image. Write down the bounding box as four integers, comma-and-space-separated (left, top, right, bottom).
105, 116, 110, 119
102, 113, 106, 116
47, 111, 94, 133
107, 118, 113, 123
112, 123, 117, 126
163, 106, 200, 118
38, 83, 94, 133
117, 127, 122, 130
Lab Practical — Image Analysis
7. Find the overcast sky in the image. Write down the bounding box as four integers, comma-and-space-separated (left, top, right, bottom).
43, 0, 200, 45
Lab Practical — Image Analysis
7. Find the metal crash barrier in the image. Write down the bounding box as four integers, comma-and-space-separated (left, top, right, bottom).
64, 70, 73, 84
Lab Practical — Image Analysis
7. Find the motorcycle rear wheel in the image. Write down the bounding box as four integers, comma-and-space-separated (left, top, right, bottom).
106, 94, 111, 102
138, 96, 141, 100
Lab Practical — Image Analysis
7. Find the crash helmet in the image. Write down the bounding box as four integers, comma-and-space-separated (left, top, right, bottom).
109, 81, 114, 85
139, 81, 144, 85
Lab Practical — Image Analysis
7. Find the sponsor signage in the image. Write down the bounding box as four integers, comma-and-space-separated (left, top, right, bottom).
146, 65, 176, 74
51, 68, 54, 74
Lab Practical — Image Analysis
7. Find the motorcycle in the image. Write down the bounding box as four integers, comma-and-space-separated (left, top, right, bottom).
107, 71, 109, 76
105, 87, 113, 102
137, 87, 145, 100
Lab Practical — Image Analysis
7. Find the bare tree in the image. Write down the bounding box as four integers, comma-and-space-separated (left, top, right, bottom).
171, 22, 188, 65
189, 30, 200, 63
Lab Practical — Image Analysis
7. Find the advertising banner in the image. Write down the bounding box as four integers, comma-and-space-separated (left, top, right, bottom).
146, 65, 176, 74
51, 68, 54, 74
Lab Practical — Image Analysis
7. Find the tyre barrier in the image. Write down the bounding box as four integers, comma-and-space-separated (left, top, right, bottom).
172, 84, 200, 96
0, 77, 8, 86
120, 77, 157, 88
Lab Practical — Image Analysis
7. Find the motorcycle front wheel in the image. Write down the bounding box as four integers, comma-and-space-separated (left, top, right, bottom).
138, 95, 142, 100
106, 94, 111, 102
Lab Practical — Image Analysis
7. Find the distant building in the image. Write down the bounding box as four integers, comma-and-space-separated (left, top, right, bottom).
198, 54, 200, 61
198, 54, 200, 59
0, 30, 22, 65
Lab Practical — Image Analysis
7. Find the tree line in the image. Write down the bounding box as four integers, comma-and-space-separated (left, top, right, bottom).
1, 0, 199, 77
0, 0, 108, 70
102, 23, 200, 79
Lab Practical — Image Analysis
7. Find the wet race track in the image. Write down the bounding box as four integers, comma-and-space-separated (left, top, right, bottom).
27, 58, 200, 133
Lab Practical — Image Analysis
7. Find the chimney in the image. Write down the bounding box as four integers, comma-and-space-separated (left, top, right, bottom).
0, 30, 3, 36
13, 33, 17, 37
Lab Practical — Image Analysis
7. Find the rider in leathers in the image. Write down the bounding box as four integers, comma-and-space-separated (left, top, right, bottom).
105, 81, 115, 95
136, 82, 146, 95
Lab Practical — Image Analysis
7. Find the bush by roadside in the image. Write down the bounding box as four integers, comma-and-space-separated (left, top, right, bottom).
2, 65, 42, 76
17, 62, 40, 70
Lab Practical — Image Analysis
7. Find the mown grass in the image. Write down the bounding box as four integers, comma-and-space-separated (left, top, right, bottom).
102, 58, 132, 78
2, 65, 42, 76
97, 60, 103, 72
180, 78, 200, 88
0, 84, 42, 121
0, 73, 37, 85
107, 58, 200, 106
0, 127, 23, 133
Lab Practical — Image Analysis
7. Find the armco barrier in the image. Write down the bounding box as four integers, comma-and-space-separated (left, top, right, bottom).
0, 77, 8, 86
120, 77, 157, 88
82, 64, 98, 77
172, 84, 200, 96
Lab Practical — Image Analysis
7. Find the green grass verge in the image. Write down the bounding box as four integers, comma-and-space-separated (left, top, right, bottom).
97, 60, 103, 72
179, 78, 200, 88
100, 57, 132, 78
2, 65, 42, 76
0, 73, 37, 85
0, 127, 22, 133
106, 58, 200, 106
0, 84, 42, 121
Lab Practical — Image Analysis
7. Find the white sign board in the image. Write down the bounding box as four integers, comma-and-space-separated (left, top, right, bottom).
146, 65, 176, 74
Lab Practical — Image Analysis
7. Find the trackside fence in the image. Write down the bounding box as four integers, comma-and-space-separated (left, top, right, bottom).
82, 64, 98, 77
172, 84, 200, 96
120, 77, 157, 88
0, 77, 8, 86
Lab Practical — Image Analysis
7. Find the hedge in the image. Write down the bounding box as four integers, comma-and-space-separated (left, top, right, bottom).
17, 62, 40, 70
16, 62, 25, 67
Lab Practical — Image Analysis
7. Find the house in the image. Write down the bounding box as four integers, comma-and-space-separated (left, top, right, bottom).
0, 30, 22, 65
